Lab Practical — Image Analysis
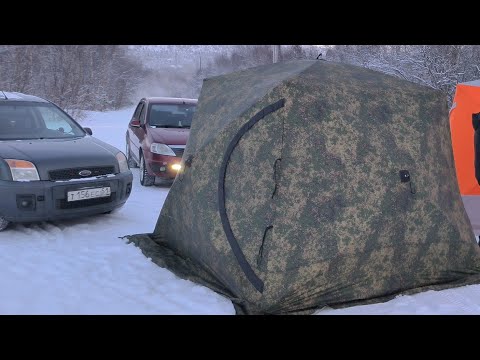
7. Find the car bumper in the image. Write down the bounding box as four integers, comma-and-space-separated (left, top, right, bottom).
0, 172, 133, 223
145, 153, 181, 180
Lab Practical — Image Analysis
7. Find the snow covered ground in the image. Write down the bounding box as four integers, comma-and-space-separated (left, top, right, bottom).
0, 107, 479, 315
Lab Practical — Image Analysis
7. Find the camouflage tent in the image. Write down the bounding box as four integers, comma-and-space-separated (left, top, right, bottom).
127, 60, 480, 314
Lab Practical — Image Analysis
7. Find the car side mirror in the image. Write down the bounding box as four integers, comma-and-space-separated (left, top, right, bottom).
84, 127, 93, 135
130, 119, 141, 128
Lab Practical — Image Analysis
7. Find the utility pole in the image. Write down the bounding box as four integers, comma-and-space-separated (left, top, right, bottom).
273, 45, 281, 63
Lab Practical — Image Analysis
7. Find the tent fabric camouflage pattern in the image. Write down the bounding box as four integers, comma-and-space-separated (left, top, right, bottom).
126, 60, 480, 314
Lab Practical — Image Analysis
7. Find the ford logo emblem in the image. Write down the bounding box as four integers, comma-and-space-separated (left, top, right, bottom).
79, 170, 92, 177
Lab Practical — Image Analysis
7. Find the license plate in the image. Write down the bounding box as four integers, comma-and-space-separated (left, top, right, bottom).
67, 187, 111, 202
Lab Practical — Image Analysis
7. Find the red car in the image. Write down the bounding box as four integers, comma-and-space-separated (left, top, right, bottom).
125, 97, 197, 186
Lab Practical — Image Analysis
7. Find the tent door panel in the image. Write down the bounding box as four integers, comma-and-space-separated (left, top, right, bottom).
218, 99, 286, 293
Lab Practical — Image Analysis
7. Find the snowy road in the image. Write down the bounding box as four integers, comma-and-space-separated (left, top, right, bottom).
0, 107, 479, 315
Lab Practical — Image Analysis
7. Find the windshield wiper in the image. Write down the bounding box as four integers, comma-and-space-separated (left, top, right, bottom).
153, 125, 191, 129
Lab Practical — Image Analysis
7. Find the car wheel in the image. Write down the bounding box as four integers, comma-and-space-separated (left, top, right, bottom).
139, 152, 155, 187
0, 216, 10, 231
126, 137, 138, 168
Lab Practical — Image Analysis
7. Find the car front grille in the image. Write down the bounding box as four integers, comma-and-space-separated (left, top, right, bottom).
49, 166, 115, 181
56, 192, 116, 209
171, 148, 184, 158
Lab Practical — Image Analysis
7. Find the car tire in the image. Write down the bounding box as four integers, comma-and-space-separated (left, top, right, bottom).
126, 137, 138, 168
139, 152, 155, 187
0, 216, 10, 231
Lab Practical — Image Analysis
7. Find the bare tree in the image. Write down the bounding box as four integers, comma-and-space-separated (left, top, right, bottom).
328, 45, 480, 106
0, 45, 144, 119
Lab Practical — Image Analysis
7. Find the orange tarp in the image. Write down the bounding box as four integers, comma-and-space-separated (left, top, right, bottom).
450, 82, 480, 195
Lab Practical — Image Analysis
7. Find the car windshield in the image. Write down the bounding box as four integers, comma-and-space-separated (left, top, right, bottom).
0, 102, 86, 140
148, 103, 196, 128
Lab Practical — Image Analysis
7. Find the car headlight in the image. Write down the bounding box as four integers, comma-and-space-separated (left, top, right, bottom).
5, 159, 40, 181
150, 143, 176, 156
115, 152, 130, 173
